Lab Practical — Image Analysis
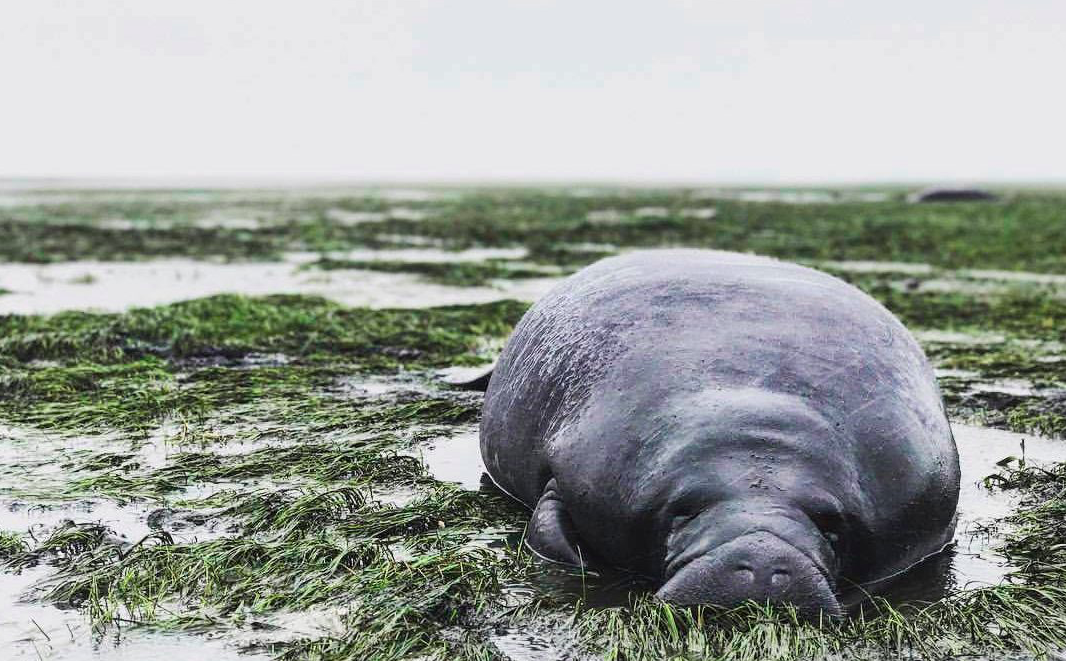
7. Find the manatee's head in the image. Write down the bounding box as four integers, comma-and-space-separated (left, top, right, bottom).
655, 498, 844, 617
559, 385, 954, 616
641, 389, 865, 617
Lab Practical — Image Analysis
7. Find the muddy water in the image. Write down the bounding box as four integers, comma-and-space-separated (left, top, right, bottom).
417, 423, 1066, 601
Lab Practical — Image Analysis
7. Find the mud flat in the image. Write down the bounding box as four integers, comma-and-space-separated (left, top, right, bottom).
4, 185, 1066, 660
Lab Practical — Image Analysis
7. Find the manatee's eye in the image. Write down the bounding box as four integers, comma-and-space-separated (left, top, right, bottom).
666, 488, 707, 529
807, 509, 847, 559
667, 504, 703, 534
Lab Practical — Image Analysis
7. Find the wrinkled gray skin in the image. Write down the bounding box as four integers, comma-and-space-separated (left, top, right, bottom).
480, 250, 960, 615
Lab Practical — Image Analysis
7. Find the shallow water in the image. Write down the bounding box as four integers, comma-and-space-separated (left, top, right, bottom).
914, 329, 1007, 345
961, 269, 1066, 285
819, 260, 934, 275
6, 253, 1064, 318
696, 189, 891, 204
0, 421, 307, 658
0, 253, 560, 315
410, 427, 486, 491
1, 568, 266, 661
323, 206, 433, 225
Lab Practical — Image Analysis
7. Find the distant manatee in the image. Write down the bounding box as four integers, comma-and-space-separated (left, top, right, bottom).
912, 187, 997, 203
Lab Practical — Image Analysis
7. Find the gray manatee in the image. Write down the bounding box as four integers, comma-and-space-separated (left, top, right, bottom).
479, 249, 960, 614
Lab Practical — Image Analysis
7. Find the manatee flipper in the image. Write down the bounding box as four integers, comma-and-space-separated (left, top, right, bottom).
526, 479, 586, 567
440, 366, 494, 391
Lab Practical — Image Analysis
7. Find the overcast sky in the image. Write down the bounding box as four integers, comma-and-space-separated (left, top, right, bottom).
2, 1, 1064, 183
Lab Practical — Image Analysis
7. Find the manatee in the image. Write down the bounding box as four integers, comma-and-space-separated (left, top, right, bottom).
912, 187, 997, 203
478, 249, 960, 615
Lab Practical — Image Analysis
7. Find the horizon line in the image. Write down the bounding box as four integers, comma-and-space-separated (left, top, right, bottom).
3, 175, 1066, 191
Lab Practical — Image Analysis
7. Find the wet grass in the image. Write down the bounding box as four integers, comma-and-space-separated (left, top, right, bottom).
0, 531, 28, 559
4, 186, 1066, 659
578, 585, 1066, 660
0, 294, 525, 366
3, 188, 1066, 272
0, 295, 521, 436
1, 290, 1065, 660
0, 294, 535, 657
984, 459, 1066, 587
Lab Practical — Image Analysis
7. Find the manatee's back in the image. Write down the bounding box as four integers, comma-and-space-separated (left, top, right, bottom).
480, 249, 957, 527
480, 250, 645, 505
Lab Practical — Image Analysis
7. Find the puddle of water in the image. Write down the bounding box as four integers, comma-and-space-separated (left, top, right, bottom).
335, 378, 419, 398
191, 210, 267, 230
0, 424, 123, 497
679, 207, 717, 219
951, 424, 1066, 588
556, 242, 619, 254
0, 566, 263, 661
374, 189, 455, 202
320, 246, 529, 264
411, 428, 486, 491
586, 207, 710, 222
489, 629, 570, 661
960, 269, 1066, 286
323, 207, 433, 225
324, 208, 387, 225
697, 189, 892, 204
585, 209, 626, 224
387, 207, 432, 221
489, 277, 562, 303
736, 190, 835, 204
230, 606, 350, 649
634, 207, 669, 218
914, 329, 1007, 345
936, 368, 982, 379
0, 257, 562, 315
894, 278, 1007, 296
371, 485, 422, 508
819, 260, 935, 275
968, 379, 1038, 398
0, 420, 276, 543
372, 233, 446, 247
0, 184, 453, 205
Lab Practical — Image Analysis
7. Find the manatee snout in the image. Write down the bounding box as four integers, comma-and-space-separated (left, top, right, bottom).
656, 531, 842, 617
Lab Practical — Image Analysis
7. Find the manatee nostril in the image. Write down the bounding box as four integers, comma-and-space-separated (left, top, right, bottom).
734, 567, 756, 584
771, 569, 791, 588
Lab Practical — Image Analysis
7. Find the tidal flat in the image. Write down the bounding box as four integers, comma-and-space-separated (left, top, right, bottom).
3, 185, 1066, 660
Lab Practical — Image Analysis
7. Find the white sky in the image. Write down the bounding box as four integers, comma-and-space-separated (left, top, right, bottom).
2, 1, 1065, 183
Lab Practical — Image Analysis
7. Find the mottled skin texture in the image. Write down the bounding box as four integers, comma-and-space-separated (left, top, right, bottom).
480, 250, 960, 613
